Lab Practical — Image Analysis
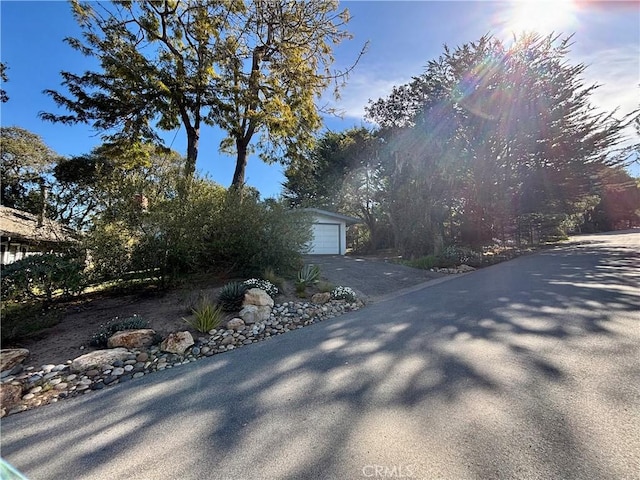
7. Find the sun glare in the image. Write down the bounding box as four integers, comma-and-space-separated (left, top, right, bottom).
502, 0, 578, 36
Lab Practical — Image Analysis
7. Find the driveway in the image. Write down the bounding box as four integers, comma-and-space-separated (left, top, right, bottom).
2, 231, 639, 479
305, 254, 447, 300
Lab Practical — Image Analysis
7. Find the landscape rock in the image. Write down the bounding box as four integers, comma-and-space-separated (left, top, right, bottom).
136, 352, 149, 363
160, 331, 194, 355
243, 288, 274, 307
0, 384, 23, 412
71, 348, 133, 373
0, 349, 30, 373
3, 298, 364, 418
239, 305, 271, 324
107, 329, 157, 349
311, 292, 331, 304
457, 264, 476, 273
226, 318, 246, 331
1, 364, 23, 378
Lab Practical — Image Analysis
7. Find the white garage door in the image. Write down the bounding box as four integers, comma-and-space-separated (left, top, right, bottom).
310, 223, 340, 254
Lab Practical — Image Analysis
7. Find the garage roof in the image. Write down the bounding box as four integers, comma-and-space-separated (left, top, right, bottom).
303, 208, 361, 225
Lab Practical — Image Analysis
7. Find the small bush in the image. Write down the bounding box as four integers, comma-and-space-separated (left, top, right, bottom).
297, 264, 320, 287
90, 315, 149, 347
316, 280, 335, 293
405, 255, 438, 270
1, 301, 63, 344
262, 268, 285, 293
204, 193, 312, 276
331, 286, 357, 303
243, 278, 279, 298
436, 246, 482, 268
295, 281, 308, 298
184, 301, 224, 333
1, 252, 86, 303
218, 281, 248, 312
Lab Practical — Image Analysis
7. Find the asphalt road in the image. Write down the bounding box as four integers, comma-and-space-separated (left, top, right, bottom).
2, 231, 639, 479
304, 254, 446, 300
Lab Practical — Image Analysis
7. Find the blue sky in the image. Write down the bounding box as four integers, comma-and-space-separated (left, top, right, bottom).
1, 1, 639, 198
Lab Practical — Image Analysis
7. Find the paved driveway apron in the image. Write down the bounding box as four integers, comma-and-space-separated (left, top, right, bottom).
304, 254, 446, 300
2, 232, 639, 479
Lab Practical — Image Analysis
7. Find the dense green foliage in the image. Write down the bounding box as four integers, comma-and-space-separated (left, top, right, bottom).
0, 132, 311, 303
581, 167, 640, 232
42, 0, 360, 189
1, 302, 63, 345
1, 253, 86, 303
284, 127, 391, 251
204, 192, 312, 276
75, 155, 312, 285
0, 126, 58, 214
286, 33, 639, 258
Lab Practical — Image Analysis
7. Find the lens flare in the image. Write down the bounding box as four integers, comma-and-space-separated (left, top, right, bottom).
500, 0, 578, 36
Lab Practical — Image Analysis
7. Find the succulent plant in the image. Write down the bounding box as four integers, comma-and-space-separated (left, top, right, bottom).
217, 281, 249, 312
296, 264, 320, 287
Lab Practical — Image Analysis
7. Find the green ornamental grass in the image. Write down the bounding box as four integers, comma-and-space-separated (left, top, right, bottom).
184, 301, 224, 333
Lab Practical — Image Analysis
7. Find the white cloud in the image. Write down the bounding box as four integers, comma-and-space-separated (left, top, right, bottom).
577, 44, 639, 119
575, 44, 640, 154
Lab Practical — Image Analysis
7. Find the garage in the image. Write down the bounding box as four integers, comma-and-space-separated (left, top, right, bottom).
304, 208, 360, 255
310, 223, 340, 254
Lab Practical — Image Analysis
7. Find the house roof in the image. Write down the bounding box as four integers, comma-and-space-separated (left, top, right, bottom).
303, 208, 361, 225
0, 206, 77, 244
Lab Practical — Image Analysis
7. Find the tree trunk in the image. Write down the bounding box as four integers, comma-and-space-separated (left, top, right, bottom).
179, 126, 199, 198
185, 127, 199, 179
232, 140, 248, 189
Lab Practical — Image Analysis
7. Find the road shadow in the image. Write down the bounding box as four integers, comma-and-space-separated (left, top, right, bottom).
2, 233, 639, 479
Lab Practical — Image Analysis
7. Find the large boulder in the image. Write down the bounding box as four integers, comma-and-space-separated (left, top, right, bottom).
0, 384, 23, 414
0, 348, 30, 373
239, 305, 271, 325
160, 331, 194, 355
107, 329, 157, 349
311, 292, 331, 305
243, 288, 274, 308
71, 348, 133, 373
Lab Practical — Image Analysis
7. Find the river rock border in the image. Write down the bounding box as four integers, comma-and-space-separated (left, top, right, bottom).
0, 299, 363, 417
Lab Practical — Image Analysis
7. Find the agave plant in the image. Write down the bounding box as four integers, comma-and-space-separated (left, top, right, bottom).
297, 264, 320, 287
217, 281, 249, 312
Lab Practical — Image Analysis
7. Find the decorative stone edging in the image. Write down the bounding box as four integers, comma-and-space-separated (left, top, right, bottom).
0, 299, 363, 418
